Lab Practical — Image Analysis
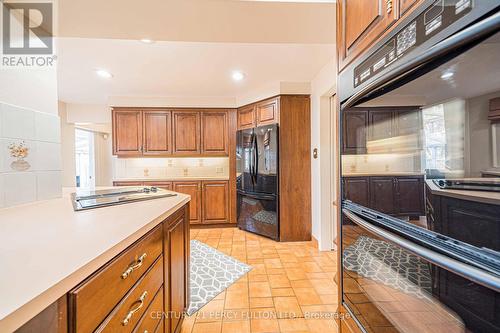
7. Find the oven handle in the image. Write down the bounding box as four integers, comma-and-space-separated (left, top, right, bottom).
343, 208, 500, 293
342, 10, 500, 110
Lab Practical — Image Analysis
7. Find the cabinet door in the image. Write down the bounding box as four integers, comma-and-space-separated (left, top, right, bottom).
343, 110, 368, 154
369, 110, 394, 141
164, 210, 187, 333
238, 105, 256, 130
145, 181, 172, 190
172, 111, 200, 155
143, 110, 172, 155
173, 181, 201, 224
395, 176, 424, 216
202, 181, 229, 224
256, 98, 279, 126
343, 177, 370, 207
370, 177, 395, 214
112, 110, 143, 156
396, 109, 421, 136
338, 0, 398, 68
400, 0, 419, 15
201, 111, 228, 155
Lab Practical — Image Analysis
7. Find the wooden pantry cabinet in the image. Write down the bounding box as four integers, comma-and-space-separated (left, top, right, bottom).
15, 204, 190, 333
337, 0, 424, 70
237, 96, 279, 130
112, 108, 231, 157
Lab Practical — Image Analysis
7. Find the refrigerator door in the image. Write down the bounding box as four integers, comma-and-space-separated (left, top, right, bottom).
236, 128, 255, 193
253, 124, 278, 195
237, 190, 279, 240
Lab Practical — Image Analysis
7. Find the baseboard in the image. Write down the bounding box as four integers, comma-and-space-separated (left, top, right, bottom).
191, 223, 237, 229
311, 235, 319, 249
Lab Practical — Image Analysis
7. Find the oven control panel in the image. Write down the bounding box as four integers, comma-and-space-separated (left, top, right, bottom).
353, 0, 473, 88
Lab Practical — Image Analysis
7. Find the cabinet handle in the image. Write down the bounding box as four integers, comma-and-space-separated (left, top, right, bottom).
122, 291, 148, 326
386, 0, 392, 14
121, 253, 147, 279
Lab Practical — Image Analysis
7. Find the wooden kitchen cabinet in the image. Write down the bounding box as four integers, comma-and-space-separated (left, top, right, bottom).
343, 110, 368, 154
143, 110, 172, 155
489, 97, 500, 121
237, 104, 256, 130
173, 181, 202, 224
400, 0, 420, 15
144, 181, 173, 190
337, 0, 398, 69
370, 177, 396, 214
256, 97, 279, 126
112, 109, 143, 156
163, 206, 189, 333
343, 177, 370, 207
201, 181, 229, 224
201, 111, 228, 155
395, 176, 424, 216
369, 110, 394, 141
112, 108, 230, 157
237, 97, 280, 130
172, 111, 201, 155
343, 175, 424, 218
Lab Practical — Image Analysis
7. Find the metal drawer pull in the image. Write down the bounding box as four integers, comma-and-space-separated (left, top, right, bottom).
122, 291, 148, 326
121, 253, 147, 279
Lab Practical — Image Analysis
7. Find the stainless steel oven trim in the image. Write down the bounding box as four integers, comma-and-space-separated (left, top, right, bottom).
341, 10, 500, 110
343, 208, 500, 292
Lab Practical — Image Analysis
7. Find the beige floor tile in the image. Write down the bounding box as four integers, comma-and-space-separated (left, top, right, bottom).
271, 288, 295, 297
250, 318, 280, 333
192, 321, 222, 333
268, 274, 291, 288
221, 320, 251, 333
273, 297, 303, 319
249, 282, 272, 298
277, 318, 309, 332
294, 288, 322, 306
250, 297, 274, 308
225, 290, 250, 309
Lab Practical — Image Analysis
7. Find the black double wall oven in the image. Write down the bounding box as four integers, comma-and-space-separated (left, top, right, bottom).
339, 1, 500, 332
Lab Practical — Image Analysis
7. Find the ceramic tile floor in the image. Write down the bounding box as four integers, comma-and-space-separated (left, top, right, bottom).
181, 228, 339, 333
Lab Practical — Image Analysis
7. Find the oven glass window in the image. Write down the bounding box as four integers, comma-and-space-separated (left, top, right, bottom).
341, 30, 500, 333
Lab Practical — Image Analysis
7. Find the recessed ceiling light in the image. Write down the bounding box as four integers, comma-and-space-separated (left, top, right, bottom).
440, 71, 454, 80
140, 38, 155, 44
232, 71, 245, 81
95, 69, 113, 79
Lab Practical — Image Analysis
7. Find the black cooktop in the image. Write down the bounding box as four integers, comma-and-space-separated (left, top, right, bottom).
433, 179, 500, 192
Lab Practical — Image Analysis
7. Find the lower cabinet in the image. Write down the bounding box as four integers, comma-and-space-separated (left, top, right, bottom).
173, 180, 230, 225
201, 181, 229, 224
64, 204, 189, 333
343, 175, 424, 218
172, 182, 202, 224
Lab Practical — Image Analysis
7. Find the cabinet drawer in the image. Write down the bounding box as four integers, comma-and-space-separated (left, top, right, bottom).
132, 286, 163, 333
69, 226, 163, 333
97, 257, 164, 333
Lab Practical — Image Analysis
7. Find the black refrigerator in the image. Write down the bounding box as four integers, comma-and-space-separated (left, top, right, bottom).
236, 124, 279, 240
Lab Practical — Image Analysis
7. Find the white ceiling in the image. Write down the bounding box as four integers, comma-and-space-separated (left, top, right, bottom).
57, 39, 335, 104
56, 0, 336, 105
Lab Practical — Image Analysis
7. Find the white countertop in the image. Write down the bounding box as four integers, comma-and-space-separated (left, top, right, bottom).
0, 187, 190, 332
114, 176, 229, 182
425, 179, 500, 205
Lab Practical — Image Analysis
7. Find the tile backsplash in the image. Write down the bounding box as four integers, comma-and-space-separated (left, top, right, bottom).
113, 157, 229, 180
342, 153, 423, 174
0, 103, 61, 208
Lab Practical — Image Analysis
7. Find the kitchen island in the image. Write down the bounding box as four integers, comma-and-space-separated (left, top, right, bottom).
0, 187, 190, 333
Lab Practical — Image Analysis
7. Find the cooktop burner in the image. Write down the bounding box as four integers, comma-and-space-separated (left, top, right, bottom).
71, 187, 177, 211
433, 179, 500, 192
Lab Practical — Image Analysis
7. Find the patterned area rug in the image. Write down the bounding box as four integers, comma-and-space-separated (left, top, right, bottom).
343, 236, 432, 299
187, 240, 252, 315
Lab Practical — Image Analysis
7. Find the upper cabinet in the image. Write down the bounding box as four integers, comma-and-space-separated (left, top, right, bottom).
172, 111, 201, 155
237, 97, 280, 130
112, 110, 143, 156
337, 0, 424, 70
489, 97, 500, 122
112, 108, 231, 157
237, 104, 256, 129
201, 111, 228, 155
143, 110, 172, 155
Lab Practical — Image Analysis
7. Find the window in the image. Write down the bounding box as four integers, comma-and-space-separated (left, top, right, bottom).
75, 129, 95, 188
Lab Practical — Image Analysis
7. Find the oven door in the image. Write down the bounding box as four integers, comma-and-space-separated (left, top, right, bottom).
342, 203, 500, 333
339, 5, 500, 333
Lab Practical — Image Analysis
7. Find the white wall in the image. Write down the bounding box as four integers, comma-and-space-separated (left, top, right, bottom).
59, 102, 76, 187
310, 58, 337, 251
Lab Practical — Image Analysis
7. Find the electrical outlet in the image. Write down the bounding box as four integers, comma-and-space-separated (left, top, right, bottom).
216, 167, 223, 174
183, 168, 188, 176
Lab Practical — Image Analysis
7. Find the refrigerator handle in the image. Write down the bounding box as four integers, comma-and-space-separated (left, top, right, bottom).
253, 132, 259, 178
